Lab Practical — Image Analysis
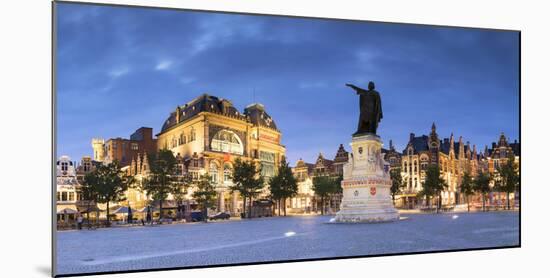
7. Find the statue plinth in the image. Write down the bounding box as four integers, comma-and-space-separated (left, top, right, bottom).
334, 134, 399, 223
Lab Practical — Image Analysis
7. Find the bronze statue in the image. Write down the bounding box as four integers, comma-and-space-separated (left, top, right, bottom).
346, 81, 383, 135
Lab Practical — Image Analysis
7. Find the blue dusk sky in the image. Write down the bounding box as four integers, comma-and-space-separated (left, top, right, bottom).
55, 3, 519, 165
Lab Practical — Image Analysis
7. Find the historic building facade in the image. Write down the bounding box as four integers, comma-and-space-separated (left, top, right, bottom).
56, 155, 82, 223
155, 94, 286, 216
479, 133, 520, 206
289, 144, 349, 214
91, 127, 157, 167
399, 123, 480, 207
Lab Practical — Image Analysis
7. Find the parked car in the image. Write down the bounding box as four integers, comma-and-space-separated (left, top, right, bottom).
209, 212, 230, 221
190, 211, 204, 222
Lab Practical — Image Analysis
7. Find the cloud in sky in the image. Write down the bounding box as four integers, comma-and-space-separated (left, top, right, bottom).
55, 3, 519, 165
155, 60, 173, 71
108, 66, 129, 78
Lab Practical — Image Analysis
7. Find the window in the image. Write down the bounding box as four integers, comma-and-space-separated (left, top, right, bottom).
224, 164, 232, 183
190, 128, 196, 141
61, 192, 68, 201
131, 143, 139, 150
211, 130, 244, 155
260, 151, 275, 178
68, 192, 74, 201
404, 161, 408, 172
57, 192, 61, 201
210, 162, 219, 184
61, 162, 68, 171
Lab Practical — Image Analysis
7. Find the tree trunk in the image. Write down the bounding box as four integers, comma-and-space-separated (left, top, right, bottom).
467, 195, 470, 212
426, 196, 431, 210
203, 205, 208, 223
283, 198, 287, 216
242, 196, 247, 218
106, 202, 110, 225
159, 200, 164, 222
392, 194, 395, 206
249, 197, 253, 218
482, 194, 486, 212
278, 199, 281, 216
321, 196, 324, 215
507, 192, 510, 210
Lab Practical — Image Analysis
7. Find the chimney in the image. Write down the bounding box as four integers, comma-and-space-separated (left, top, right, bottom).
410, 133, 415, 141
389, 140, 394, 150
492, 142, 497, 149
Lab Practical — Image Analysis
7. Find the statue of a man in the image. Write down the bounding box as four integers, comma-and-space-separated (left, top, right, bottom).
346, 81, 383, 135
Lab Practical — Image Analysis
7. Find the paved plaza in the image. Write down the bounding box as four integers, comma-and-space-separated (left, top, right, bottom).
56, 211, 519, 275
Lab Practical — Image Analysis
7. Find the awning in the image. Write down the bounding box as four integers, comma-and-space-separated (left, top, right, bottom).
57, 207, 78, 214
113, 206, 132, 214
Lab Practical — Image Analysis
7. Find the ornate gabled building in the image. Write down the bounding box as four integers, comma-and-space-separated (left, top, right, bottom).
156, 94, 286, 215
382, 140, 402, 170
479, 133, 520, 207
56, 155, 82, 223
289, 144, 349, 214
399, 123, 480, 207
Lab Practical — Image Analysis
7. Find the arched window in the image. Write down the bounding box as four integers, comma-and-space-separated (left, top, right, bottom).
210, 161, 219, 184
224, 164, 232, 183
211, 130, 244, 155
190, 128, 196, 141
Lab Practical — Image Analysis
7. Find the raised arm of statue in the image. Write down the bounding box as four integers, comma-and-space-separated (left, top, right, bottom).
345, 83, 363, 93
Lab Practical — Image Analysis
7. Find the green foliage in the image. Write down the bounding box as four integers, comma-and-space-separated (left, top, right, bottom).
459, 171, 475, 212
460, 172, 475, 196
312, 175, 340, 214
140, 149, 179, 219
230, 158, 264, 217
390, 168, 405, 199
80, 161, 133, 224
473, 171, 491, 194
496, 154, 519, 194
418, 164, 447, 209
473, 171, 492, 211
268, 157, 298, 216
192, 174, 218, 211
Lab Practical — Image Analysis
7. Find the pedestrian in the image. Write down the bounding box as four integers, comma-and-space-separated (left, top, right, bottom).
76, 213, 83, 230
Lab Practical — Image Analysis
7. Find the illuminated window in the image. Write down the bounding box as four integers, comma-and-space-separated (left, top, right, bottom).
210, 161, 219, 184
211, 130, 244, 155
224, 164, 232, 183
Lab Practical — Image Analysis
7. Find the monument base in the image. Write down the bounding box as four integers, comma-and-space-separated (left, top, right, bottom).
334, 134, 399, 223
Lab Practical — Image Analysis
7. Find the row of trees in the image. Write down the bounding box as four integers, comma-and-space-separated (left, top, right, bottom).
389, 153, 519, 212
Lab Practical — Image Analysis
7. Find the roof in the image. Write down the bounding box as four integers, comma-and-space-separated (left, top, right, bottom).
244, 103, 278, 130
160, 94, 278, 134
402, 135, 429, 154
333, 144, 349, 164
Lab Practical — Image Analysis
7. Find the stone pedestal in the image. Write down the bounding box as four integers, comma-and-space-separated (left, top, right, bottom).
334, 134, 399, 223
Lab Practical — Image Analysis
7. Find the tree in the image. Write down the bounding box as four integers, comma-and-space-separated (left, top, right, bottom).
170, 173, 193, 220
459, 172, 475, 212
269, 157, 298, 216
141, 149, 178, 221
496, 154, 519, 210
87, 161, 133, 226
418, 164, 448, 212
80, 172, 100, 226
268, 174, 284, 216
473, 171, 492, 211
230, 158, 264, 218
192, 174, 218, 222
312, 175, 339, 215
390, 168, 405, 206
